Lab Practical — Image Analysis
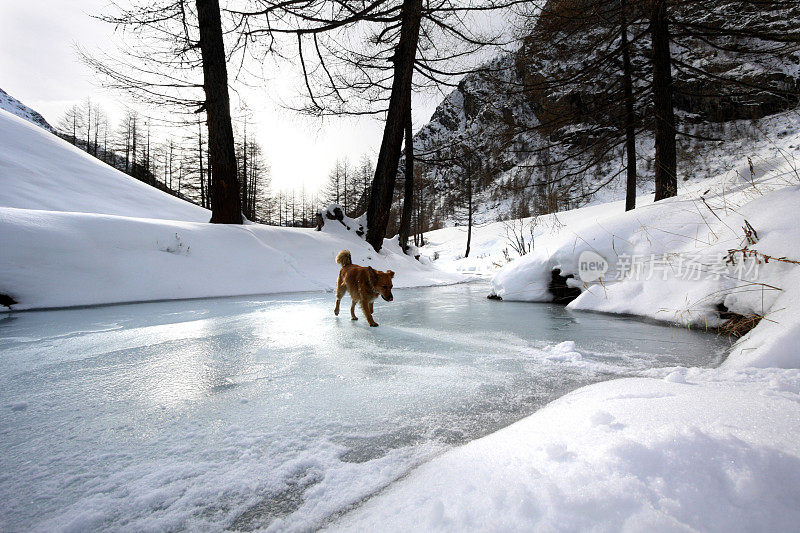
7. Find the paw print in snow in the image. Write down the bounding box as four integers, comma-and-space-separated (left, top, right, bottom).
157, 233, 190, 255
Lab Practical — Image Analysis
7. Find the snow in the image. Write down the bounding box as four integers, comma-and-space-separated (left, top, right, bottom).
419, 111, 800, 371
0, 109, 459, 310
7, 401, 28, 411
330, 372, 800, 532
0, 107, 208, 220
483, 157, 800, 371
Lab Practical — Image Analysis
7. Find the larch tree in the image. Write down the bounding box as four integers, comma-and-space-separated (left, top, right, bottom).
502, 0, 799, 212
57, 104, 83, 146
234, 0, 520, 250
649, 0, 676, 200
84, 0, 245, 223
398, 93, 415, 252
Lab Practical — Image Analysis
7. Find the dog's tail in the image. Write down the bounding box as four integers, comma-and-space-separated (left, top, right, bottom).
335, 249, 352, 267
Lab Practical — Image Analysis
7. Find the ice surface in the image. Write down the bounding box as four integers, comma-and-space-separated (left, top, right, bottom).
0, 283, 728, 531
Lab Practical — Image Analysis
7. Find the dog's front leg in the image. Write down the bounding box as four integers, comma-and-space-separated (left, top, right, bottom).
361, 300, 378, 327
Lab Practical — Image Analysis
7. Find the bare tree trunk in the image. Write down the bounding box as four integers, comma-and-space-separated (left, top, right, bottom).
198, 125, 206, 208
342, 164, 348, 215
250, 156, 256, 217
145, 123, 152, 184
124, 117, 130, 173
621, 0, 638, 211
465, 163, 472, 258
398, 91, 414, 253
93, 108, 100, 157
196, 0, 243, 224
651, 0, 677, 201
85, 100, 91, 154
102, 125, 108, 163
241, 123, 249, 219
365, 0, 422, 251
131, 117, 137, 177
168, 141, 173, 190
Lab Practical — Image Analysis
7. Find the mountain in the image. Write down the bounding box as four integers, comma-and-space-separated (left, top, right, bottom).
0, 88, 56, 133
398, 0, 800, 233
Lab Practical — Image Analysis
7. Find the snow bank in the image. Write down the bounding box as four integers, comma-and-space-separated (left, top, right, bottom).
0, 109, 459, 310
331, 371, 800, 531
492, 165, 799, 327
487, 154, 800, 371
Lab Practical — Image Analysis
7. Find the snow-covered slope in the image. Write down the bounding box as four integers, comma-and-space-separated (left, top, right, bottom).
0, 109, 208, 220
0, 109, 459, 310
0, 88, 55, 133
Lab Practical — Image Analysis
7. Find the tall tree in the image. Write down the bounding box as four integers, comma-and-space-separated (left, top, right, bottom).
398, 92, 415, 253
650, 0, 677, 200
84, 97, 93, 155
86, 0, 245, 223
621, 0, 637, 210
57, 104, 82, 145
242, 0, 516, 250
196, 0, 243, 223
364, 0, 423, 250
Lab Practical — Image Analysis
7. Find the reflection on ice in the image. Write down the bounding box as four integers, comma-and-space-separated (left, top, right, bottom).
0, 283, 729, 531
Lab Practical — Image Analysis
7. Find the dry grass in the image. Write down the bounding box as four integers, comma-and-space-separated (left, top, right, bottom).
717, 312, 764, 338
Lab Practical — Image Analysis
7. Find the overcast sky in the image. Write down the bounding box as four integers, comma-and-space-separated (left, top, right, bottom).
0, 0, 448, 192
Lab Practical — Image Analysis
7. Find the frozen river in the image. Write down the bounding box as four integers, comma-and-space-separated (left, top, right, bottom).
0, 282, 730, 531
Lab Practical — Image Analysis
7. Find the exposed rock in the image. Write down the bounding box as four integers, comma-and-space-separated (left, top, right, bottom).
0, 88, 55, 133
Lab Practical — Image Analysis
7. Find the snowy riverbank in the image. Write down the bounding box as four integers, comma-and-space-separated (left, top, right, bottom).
0, 109, 459, 311
330, 118, 800, 529
331, 369, 800, 531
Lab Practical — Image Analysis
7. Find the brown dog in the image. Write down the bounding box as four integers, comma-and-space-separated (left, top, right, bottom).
333, 250, 394, 327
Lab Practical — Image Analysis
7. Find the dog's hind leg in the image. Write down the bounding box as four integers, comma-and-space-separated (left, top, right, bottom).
350, 299, 358, 320
361, 301, 378, 327
334, 271, 346, 316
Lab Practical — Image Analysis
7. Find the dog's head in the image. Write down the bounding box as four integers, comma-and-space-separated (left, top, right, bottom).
368, 267, 395, 301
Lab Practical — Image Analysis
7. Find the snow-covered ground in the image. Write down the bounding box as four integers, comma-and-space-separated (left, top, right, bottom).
0, 109, 459, 310
423, 111, 800, 279
332, 370, 800, 531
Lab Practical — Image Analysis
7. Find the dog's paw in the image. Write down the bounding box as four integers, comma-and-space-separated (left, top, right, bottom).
334, 309, 339, 316
370, 323, 379, 327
